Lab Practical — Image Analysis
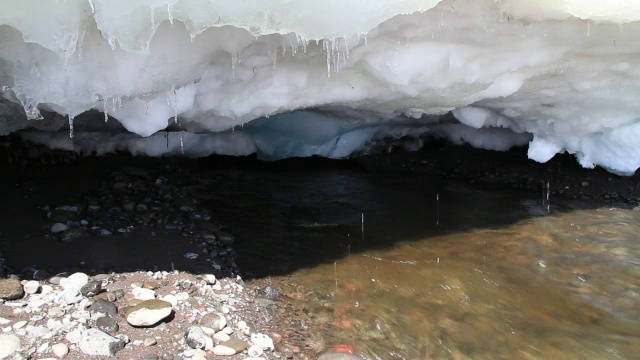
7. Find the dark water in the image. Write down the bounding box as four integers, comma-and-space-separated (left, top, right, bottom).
1, 157, 639, 359
194, 164, 640, 359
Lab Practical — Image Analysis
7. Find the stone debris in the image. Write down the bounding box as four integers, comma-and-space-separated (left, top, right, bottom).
0, 165, 324, 359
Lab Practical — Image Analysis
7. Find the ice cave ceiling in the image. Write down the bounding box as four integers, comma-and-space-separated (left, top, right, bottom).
1, 0, 640, 175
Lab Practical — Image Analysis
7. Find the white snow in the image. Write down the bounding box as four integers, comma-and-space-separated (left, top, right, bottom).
1, 0, 640, 174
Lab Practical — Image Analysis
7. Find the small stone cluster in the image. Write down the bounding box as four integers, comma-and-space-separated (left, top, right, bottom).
37, 165, 239, 278
0, 270, 280, 359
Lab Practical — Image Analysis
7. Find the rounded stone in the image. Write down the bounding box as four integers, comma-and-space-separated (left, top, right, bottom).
51, 343, 69, 357
198, 312, 226, 331
96, 316, 119, 334
0, 334, 21, 359
125, 299, 172, 327
90, 298, 118, 318
0, 278, 24, 300
60, 272, 89, 293
185, 326, 206, 349
23, 280, 40, 295
50, 223, 69, 234
80, 281, 102, 297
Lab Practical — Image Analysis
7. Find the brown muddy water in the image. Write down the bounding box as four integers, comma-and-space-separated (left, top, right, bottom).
194, 164, 640, 359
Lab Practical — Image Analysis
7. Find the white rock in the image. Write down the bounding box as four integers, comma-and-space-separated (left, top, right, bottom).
37, 342, 50, 353
0, 334, 21, 359
191, 349, 207, 360
23, 281, 40, 295
40, 285, 53, 296
125, 300, 172, 327
213, 331, 231, 342
51, 343, 69, 357
0, 317, 11, 325
59, 273, 89, 293
50, 223, 68, 234
160, 294, 178, 307
12, 320, 27, 329
251, 333, 274, 351
65, 329, 83, 344
247, 345, 264, 357
132, 287, 155, 301
201, 274, 216, 285
78, 328, 124, 356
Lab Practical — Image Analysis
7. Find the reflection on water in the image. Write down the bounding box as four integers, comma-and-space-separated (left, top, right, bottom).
196, 166, 640, 359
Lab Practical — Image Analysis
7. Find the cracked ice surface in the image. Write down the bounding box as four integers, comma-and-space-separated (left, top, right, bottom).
1, 0, 640, 174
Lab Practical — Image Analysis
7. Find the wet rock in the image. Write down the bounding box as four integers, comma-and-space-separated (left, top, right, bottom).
78, 328, 124, 356
185, 326, 207, 349
213, 339, 248, 356
198, 312, 226, 331
50, 223, 68, 234
0, 278, 24, 300
125, 299, 172, 327
59, 227, 86, 242
317, 352, 360, 360
90, 298, 118, 318
80, 281, 102, 297
96, 316, 119, 334
0, 334, 21, 359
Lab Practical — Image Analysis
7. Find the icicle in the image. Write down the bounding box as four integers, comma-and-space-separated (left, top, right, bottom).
324, 40, 331, 78
364, 35, 368, 46
586, 21, 590, 37
103, 98, 109, 122
145, 102, 149, 115
108, 37, 117, 50
180, 136, 184, 155
231, 53, 236, 79
68, 115, 74, 139
344, 37, 349, 60
272, 51, 277, 70
167, 3, 174, 25
87, 0, 95, 14
171, 86, 178, 123
150, 7, 155, 30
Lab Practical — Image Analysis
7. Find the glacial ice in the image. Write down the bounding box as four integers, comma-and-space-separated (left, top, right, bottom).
1, 0, 640, 174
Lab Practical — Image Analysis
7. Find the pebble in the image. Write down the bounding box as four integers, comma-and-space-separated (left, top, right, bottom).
89, 298, 118, 318
132, 287, 156, 300
213, 331, 231, 342
0, 278, 24, 300
60, 273, 89, 293
23, 280, 40, 295
144, 337, 157, 346
0, 334, 21, 359
213, 339, 248, 356
80, 281, 102, 297
185, 326, 207, 349
78, 328, 125, 356
125, 299, 172, 326
198, 312, 226, 331
247, 345, 264, 357
51, 342, 69, 357
50, 223, 68, 234
95, 315, 119, 334
251, 333, 274, 350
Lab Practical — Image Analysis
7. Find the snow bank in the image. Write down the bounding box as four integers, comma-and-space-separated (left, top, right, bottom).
1, 0, 640, 174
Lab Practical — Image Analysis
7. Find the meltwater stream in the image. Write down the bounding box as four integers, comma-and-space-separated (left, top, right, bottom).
195, 163, 640, 359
